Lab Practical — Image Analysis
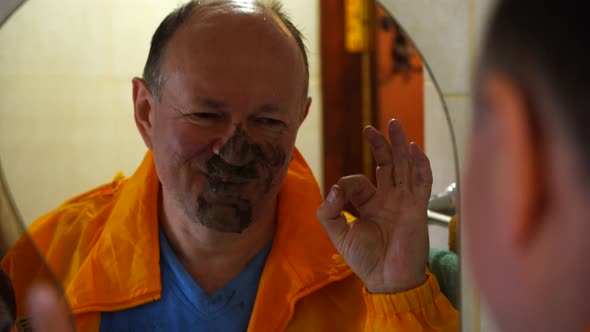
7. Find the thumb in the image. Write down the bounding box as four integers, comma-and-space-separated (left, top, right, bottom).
27, 284, 75, 332
317, 185, 349, 246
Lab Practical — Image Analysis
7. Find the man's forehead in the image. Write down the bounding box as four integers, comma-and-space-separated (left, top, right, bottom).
163, 4, 301, 72
157, 0, 307, 103
187, 0, 270, 20
168, 16, 298, 68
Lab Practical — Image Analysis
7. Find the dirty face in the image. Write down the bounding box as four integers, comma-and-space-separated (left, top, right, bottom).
195, 124, 288, 232
146, 9, 308, 233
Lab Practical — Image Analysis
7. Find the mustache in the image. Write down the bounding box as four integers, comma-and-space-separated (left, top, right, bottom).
205, 154, 259, 180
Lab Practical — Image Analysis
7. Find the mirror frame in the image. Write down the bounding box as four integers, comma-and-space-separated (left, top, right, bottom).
0, 1, 27, 254
0, 0, 26, 28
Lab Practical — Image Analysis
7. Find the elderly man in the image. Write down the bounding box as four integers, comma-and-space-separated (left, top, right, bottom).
463, 0, 590, 331
1, 0, 457, 331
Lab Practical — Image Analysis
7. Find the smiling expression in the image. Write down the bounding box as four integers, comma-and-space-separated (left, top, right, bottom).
143, 7, 309, 233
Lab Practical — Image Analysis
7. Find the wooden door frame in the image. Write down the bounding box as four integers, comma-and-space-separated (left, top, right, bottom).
320, 0, 378, 195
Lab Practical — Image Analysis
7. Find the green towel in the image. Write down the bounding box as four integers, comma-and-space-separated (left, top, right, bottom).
428, 248, 459, 309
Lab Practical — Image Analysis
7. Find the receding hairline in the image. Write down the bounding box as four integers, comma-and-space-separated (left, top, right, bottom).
145, 0, 310, 101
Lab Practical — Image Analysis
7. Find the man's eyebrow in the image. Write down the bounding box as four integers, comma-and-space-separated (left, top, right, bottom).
193, 97, 227, 111
257, 104, 281, 113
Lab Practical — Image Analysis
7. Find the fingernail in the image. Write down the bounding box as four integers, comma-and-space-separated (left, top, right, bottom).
327, 186, 339, 203
409, 142, 422, 157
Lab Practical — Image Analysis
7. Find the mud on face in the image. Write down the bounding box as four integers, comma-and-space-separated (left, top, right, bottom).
195, 125, 287, 233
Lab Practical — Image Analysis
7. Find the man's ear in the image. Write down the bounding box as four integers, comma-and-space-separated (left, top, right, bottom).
132, 77, 156, 150
302, 97, 312, 121
482, 74, 545, 251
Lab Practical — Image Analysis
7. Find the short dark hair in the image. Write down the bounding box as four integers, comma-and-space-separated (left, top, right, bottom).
477, 1, 589, 169
142, 0, 309, 101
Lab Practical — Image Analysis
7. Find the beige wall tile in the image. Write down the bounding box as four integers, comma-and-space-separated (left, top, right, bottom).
429, 223, 449, 250
444, 95, 473, 173
379, 0, 471, 95
0, 78, 122, 223
110, 0, 181, 79
283, 0, 321, 81
0, 0, 111, 78
424, 79, 457, 196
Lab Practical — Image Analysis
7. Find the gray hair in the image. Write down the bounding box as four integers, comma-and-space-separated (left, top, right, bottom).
142, 0, 309, 102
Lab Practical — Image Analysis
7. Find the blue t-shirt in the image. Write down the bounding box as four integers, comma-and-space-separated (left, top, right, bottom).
99, 229, 272, 332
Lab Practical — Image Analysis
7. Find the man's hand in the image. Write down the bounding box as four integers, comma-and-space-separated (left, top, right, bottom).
27, 285, 75, 332
317, 119, 432, 294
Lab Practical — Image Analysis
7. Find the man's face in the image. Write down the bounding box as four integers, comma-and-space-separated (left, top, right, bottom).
147, 11, 308, 233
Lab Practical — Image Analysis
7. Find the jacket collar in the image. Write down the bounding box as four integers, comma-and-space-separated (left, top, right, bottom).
67, 149, 352, 318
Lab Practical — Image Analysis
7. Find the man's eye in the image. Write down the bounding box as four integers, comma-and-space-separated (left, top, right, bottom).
256, 117, 284, 126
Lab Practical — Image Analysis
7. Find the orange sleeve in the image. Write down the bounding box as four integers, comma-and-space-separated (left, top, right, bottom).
363, 272, 459, 331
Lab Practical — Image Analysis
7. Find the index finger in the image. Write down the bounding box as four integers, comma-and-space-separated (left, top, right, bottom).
363, 126, 393, 188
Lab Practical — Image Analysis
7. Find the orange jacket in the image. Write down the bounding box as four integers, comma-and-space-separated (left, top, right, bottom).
2, 150, 458, 331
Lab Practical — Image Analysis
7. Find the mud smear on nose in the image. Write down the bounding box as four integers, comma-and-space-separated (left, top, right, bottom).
205, 124, 287, 192
218, 125, 254, 164
196, 124, 288, 233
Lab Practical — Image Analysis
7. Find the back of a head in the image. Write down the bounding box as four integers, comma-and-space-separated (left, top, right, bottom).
475, 2, 590, 331
479, 1, 589, 172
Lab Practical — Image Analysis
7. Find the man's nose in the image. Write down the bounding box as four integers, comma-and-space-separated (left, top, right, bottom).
212, 124, 257, 166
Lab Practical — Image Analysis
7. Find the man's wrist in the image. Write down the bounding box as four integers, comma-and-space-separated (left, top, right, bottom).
366, 273, 428, 294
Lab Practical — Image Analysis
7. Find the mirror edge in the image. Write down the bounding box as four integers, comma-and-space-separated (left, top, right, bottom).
375, 2, 471, 331
0, 0, 27, 28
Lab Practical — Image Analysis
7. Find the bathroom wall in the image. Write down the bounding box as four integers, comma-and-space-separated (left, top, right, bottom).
0, 0, 323, 224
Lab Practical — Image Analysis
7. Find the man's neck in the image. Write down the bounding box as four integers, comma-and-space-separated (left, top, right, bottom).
159, 194, 276, 295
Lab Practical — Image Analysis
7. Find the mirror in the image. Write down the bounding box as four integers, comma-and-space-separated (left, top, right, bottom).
376, 0, 459, 308
321, 0, 459, 308
374, 3, 458, 225
1, 0, 461, 329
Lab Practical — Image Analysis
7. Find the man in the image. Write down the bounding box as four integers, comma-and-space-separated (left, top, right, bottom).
1, 0, 458, 331
463, 1, 590, 331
